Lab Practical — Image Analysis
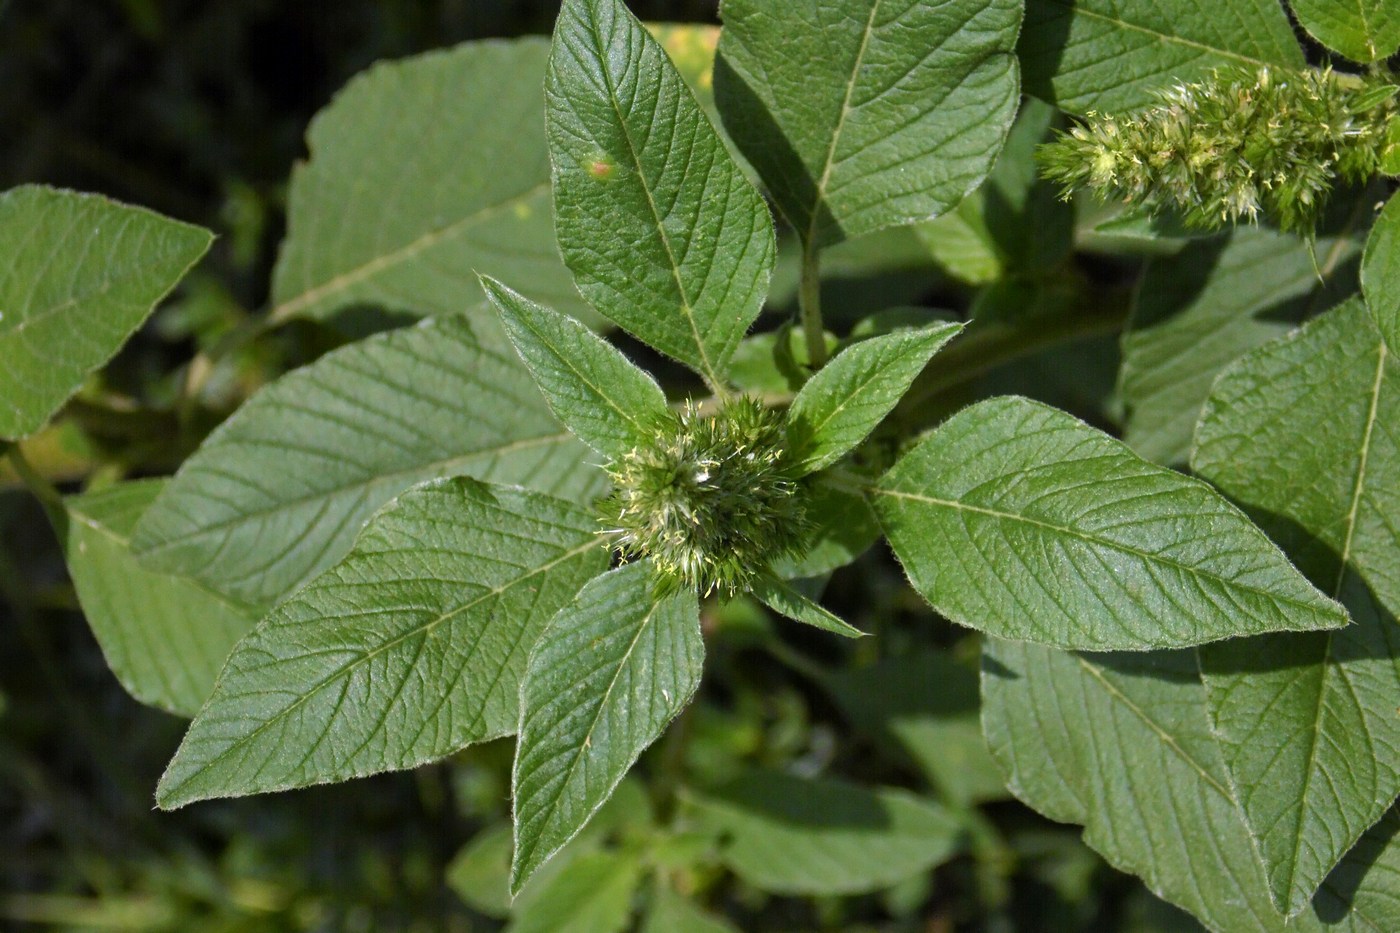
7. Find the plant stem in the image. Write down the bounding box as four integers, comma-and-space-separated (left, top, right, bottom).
798, 242, 829, 369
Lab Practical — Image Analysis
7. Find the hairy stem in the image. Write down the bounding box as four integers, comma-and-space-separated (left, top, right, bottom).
798, 242, 829, 369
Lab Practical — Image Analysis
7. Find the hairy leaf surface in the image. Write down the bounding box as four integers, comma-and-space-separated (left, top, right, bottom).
547, 0, 774, 386
0, 186, 211, 440
66, 480, 256, 718
786, 322, 962, 475
482, 275, 671, 460
512, 560, 702, 891
132, 317, 602, 606
1193, 301, 1400, 915
874, 396, 1347, 650
750, 573, 864, 638
157, 478, 607, 808
715, 0, 1021, 248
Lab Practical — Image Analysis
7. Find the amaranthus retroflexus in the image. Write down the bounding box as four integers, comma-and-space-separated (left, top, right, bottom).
1039, 66, 1399, 235
603, 396, 809, 597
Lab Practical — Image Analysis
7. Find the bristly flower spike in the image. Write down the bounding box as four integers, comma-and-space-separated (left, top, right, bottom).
603, 395, 809, 598
1038, 65, 1399, 235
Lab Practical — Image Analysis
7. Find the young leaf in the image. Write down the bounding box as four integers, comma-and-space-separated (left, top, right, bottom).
687, 770, 962, 895
66, 480, 257, 718
750, 573, 865, 638
874, 396, 1348, 650
1361, 191, 1400, 357
0, 186, 212, 440
785, 322, 963, 475
269, 39, 593, 326
1122, 224, 1359, 465
480, 275, 671, 460
1020, 0, 1304, 115
156, 477, 607, 808
716, 0, 1021, 248
982, 638, 1400, 931
1193, 301, 1400, 916
546, 0, 774, 387
512, 560, 702, 892
1290, 0, 1400, 64
132, 317, 603, 607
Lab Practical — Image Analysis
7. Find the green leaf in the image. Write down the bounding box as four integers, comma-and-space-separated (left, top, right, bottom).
785, 322, 963, 475
750, 573, 865, 638
1192, 300, 1400, 916
546, 0, 774, 387
1019, 0, 1305, 115
1361, 191, 1400, 357
512, 560, 703, 891
481, 275, 671, 460
874, 396, 1348, 650
1121, 224, 1360, 466
688, 770, 962, 895
824, 651, 1008, 805
506, 850, 641, 933
268, 39, 593, 326
0, 186, 212, 440
982, 638, 1400, 931
156, 477, 607, 808
640, 887, 741, 933
132, 317, 603, 607
715, 0, 1022, 248
65, 480, 256, 718
1290, 0, 1400, 63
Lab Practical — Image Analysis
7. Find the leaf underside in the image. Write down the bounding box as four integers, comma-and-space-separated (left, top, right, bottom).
157, 477, 608, 808
66, 480, 257, 718
1193, 300, 1400, 915
132, 316, 603, 607
0, 185, 212, 440
270, 38, 595, 326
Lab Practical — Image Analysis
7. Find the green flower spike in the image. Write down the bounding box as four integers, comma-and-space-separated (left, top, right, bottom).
604, 395, 809, 597
1039, 66, 1399, 235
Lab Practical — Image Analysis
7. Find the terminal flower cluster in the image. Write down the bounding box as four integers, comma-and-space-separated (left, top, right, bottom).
603, 395, 808, 597
1039, 66, 1397, 234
